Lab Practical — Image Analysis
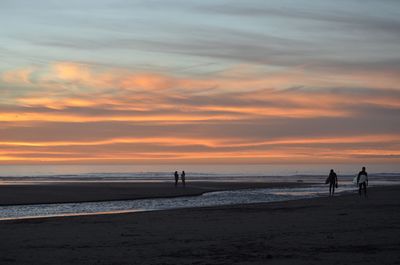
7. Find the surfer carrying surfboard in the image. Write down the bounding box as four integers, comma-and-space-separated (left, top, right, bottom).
357, 167, 368, 197
326, 169, 338, 196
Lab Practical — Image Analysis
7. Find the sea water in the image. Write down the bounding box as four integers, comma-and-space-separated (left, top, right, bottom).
0, 164, 399, 182
0, 185, 368, 221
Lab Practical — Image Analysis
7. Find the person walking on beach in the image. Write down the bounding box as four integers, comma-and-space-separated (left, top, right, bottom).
174, 171, 179, 187
181, 171, 186, 187
357, 166, 368, 197
326, 169, 338, 196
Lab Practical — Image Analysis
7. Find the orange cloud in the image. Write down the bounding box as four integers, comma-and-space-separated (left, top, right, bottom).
2, 68, 34, 85
1, 134, 398, 148
1, 132, 399, 164
193, 105, 348, 118
1, 62, 400, 164
3, 61, 400, 94
0, 111, 245, 123
49, 62, 181, 91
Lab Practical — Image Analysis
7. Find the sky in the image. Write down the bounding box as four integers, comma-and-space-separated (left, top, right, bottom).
0, 0, 399, 165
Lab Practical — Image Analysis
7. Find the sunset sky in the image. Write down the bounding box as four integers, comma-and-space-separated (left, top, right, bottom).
1, 0, 399, 164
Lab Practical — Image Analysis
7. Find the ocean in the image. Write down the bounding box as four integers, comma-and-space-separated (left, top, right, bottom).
0, 164, 399, 182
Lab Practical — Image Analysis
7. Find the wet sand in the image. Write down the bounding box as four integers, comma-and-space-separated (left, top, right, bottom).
0, 181, 307, 205
0, 185, 399, 264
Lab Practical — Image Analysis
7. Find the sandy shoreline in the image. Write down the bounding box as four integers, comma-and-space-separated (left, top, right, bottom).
0, 181, 309, 206
0, 185, 399, 264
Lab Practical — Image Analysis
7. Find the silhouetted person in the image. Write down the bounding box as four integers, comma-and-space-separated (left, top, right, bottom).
181, 171, 186, 187
357, 166, 368, 197
326, 169, 338, 196
174, 171, 179, 187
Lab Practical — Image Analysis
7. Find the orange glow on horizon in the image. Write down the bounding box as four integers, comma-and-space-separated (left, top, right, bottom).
1, 134, 399, 148
1, 148, 398, 164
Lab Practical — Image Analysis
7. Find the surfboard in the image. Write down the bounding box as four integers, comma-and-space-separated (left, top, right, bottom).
353, 174, 367, 184
359, 174, 367, 183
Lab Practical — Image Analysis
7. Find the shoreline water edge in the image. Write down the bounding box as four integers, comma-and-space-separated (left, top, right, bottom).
0, 179, 398, 221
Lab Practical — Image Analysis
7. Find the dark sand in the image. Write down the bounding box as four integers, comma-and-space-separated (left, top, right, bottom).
0, 181, 306, 205
0, 185, 399, 265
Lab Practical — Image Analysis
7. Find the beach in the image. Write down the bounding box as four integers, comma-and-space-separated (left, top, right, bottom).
0, 184, 399, 264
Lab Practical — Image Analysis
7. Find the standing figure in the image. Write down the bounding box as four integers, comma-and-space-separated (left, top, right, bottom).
357, 166, 368, 197
181, 171, 186, 187
326, 169, 338, 196
174, 171, 179, 187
